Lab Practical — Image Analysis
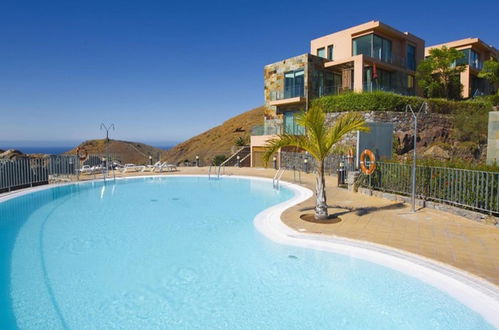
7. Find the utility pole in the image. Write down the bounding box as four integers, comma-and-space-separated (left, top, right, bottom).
405, 102, 428, 213
100, 123, 115, 178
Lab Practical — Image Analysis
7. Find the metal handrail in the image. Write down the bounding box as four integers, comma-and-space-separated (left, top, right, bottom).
273, 167, 286, 190
239, 153, 250, 164
217, 147, 245, 178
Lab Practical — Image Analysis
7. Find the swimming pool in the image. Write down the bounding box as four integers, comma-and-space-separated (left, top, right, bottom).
0, 176, 497, 329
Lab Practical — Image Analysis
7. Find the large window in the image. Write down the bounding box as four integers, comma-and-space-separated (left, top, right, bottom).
317, 47, 325, 58
456, 49, 482, 69
284, 111, 305, 135
352, 34, 392, 63
407, 44, 416, 70
284, 69, 304, 98
363, 67, 392, 92
327, 45, 334, 60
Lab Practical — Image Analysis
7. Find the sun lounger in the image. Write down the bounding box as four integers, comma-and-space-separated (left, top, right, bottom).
156, 162, 177, 172
142, 161, 162, 172
122, 164, 145, 173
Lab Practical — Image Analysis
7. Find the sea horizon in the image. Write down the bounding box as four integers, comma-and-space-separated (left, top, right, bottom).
0, 144, 175, 155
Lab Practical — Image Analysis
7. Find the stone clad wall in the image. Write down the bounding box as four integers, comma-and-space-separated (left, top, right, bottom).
264, 54, 308, 112
325, 111, 453, 154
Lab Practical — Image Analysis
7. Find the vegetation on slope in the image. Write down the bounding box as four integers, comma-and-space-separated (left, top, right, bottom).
313, 91, 493, 114
162, 106, 264, 165
66, 139, 165, 165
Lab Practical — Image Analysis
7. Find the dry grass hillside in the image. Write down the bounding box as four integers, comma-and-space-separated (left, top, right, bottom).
66, 139, 165, 165
163, 106, 264, 165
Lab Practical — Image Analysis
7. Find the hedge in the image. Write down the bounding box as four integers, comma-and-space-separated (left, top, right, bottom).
313, 91, 493, 114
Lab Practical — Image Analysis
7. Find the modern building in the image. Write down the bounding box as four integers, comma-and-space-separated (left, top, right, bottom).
425, 38, 498, 98
251, 21, 425, 167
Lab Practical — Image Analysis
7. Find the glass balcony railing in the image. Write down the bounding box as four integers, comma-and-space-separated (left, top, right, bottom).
252, 125, 282, 136
317, 85, 342, 97
251, 118, 304, 136
363, 82, 415, 96
270, 85, 304, 101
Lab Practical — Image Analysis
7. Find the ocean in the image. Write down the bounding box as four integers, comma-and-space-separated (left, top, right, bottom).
0, 145, 174, 155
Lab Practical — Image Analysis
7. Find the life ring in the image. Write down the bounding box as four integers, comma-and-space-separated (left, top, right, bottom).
360, 149, 376, 175
76, 147, 89, 162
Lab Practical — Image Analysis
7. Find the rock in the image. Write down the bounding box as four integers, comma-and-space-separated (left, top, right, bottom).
423, 145, 451, 160
0, 149, 25, 160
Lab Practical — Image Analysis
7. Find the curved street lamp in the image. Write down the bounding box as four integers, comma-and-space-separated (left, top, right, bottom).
405, 102, 428, 213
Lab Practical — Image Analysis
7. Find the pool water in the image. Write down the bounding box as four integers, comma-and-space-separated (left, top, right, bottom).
0, 176, 493, 329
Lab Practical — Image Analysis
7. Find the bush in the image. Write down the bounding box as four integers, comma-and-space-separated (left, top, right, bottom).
212, 154, 227, 166
452, 106, 489, 144
234, 136, 248, 146
313, 91, 492, 114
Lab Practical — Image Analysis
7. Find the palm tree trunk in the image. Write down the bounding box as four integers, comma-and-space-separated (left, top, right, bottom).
314, 159, 328, 220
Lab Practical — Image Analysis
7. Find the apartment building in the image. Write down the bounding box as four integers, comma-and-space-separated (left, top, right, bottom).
251, 21, 425, 167
425, 38, 498, 98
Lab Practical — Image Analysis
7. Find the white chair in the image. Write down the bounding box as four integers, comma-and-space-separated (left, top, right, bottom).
122, 164, 144, 173
142, 161, 162, 172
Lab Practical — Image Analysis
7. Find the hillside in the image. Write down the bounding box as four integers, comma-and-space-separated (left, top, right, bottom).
162, 106, 264, 165
66, 139, 166, 165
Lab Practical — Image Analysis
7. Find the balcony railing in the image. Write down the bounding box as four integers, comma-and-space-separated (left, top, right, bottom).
363, 82, 415, 96
318, 85, 342, 97
270, 85, 304, 101
251, 122, 304, 136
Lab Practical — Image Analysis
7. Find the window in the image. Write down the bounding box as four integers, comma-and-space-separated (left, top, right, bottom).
284, 69, 304, 98
352, 34, 392, 63
317, 47, 326, 58
407, 74, 415, 89
456, 49, 482, 69
363, 67, 392, 92
407, 44, 416, 70
284, 111, 305, 135
352, 34, 372, 57
470, 49, 482, 69
327, 45, 334, 60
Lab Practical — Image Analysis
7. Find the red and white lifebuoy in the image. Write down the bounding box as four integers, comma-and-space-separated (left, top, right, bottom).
360, 149, 376, 175
76, 147, 89, 162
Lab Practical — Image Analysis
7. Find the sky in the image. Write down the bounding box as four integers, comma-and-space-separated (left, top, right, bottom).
1, 0, 498, 147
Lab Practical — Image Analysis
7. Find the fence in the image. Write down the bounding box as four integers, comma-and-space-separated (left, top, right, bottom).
280, 151, 355, 175
0, 154, 122, 193
0, 158, 49, 192
364, 162, 499, 215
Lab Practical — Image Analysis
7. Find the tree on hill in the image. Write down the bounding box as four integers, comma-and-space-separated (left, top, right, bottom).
416, 46, 466, 99
478, 60, 499, 93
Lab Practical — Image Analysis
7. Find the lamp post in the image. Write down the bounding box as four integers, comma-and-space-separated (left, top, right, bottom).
304, 158, 308, 174
196, 155, 200, 167
100, 123, 115, 142
273, 156, 277, 169
149, 155, 152, 165
236, 155, 240, 167
102, 157, 107, 178
405, 102, 428, 213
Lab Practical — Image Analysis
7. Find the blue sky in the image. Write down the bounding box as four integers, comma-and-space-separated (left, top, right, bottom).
1, 0, 498, 147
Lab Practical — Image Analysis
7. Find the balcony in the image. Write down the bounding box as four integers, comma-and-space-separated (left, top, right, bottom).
268, 85, 305, 106
363, 82, 415, 96
317, 85, 342, 97
251, 117, 304, 136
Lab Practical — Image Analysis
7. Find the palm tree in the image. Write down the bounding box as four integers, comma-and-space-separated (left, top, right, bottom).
263, 105, 368, 220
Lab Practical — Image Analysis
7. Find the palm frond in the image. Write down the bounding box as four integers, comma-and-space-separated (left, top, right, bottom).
326, 112, 369, 150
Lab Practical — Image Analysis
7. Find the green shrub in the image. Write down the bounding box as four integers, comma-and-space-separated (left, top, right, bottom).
212, 154, 227, 166
452, 106, 489, 144
234, 136, 248, 146
313, 91, 492, 114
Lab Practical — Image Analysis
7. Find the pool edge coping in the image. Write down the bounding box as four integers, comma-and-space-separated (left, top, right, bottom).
2, 174, 499, 327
